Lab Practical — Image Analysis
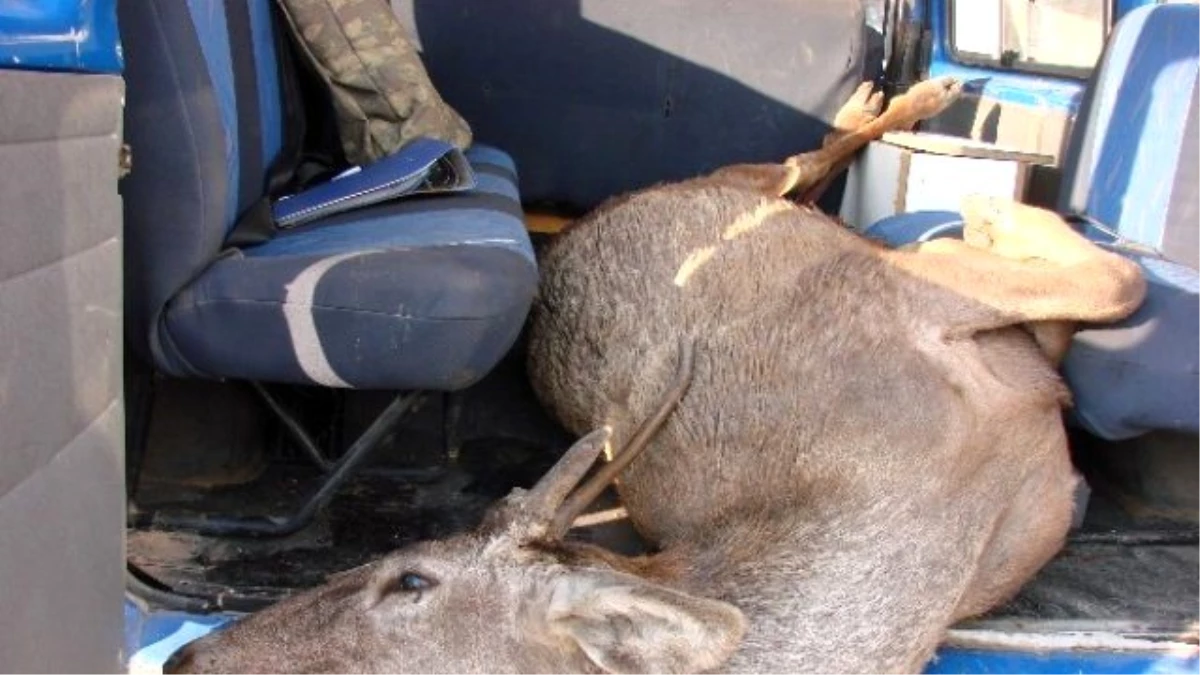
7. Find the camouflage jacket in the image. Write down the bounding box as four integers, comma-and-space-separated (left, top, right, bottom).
276, 0, 472, 165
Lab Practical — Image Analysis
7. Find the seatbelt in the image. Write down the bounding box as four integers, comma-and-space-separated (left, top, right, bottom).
223, 0, 264, 232
223, 0, 336, 249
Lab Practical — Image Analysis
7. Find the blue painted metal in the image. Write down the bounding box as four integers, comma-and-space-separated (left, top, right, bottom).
929, 647, 1200, 674
926, 60, 1086, 112
926, 0, 1169, 115
0, 0, 121, 73
926, 0, 1086, 113
124, 601, 233, 672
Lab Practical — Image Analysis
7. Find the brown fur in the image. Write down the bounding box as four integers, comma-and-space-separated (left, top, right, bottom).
525, 85, 1145, 669
165, 78, 1145, 673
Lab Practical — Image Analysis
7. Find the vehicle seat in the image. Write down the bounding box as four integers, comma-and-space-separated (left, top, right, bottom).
391, 0, 877, 212
118, 0, 536, 389
864, 3, 1199, 441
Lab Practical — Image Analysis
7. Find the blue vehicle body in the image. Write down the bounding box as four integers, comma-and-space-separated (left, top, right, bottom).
0, 0, 122, 73
927, 648, 1200, 674
924, 0, 1159, 115
0, 0, 1195, 672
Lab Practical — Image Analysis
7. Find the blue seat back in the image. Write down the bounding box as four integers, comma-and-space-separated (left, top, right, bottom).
392, 0, 875, 212
119, 0, 286, 362
1058, 3, 1199, 269
1057, 3, 1199, 440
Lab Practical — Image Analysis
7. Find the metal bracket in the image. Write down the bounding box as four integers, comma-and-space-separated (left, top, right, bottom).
129, 391, 426, 538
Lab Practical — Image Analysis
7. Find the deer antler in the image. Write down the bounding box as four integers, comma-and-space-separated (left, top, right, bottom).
516, 426, 613, 528
546, 338, 697, 541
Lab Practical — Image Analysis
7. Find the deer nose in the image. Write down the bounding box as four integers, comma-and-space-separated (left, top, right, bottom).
162, 644, 196, 674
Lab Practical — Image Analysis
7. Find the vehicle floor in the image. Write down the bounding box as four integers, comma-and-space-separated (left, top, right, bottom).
128, 333, 627, 599
981, 498, 1197, 628
127, 339, 1198, 636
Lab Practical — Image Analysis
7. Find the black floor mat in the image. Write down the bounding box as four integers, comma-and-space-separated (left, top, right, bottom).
984, 483, 1198, 627
129, 331, 581, 597
129, 436, 560, 596
130, 460, 1199, 630
992, 543, 1197, 623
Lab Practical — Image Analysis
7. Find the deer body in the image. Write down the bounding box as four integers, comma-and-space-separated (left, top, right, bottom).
527, 181, 1081, 672
167, 78, 1143, 674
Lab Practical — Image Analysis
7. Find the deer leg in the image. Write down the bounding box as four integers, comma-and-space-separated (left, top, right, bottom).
1024, 320, 1078, 366
953, 426, 1078, 620
822, 81, 885, 146
885, 202, 1146, 339
957, 195, 1119, 266
705, 82, 884, 196
960, 196, 1117, 363
799, 83, 886, 204
702, 162, 811, 198
892, 198, 1108, 362
707, 76, 962, 200
887, 240, 1141, 362
789, 76, 963, 201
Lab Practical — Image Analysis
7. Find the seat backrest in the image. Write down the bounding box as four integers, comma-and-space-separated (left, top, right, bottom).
118, 0, 286, 362
391, 0, 874, 212
1058, 2, 1199, 269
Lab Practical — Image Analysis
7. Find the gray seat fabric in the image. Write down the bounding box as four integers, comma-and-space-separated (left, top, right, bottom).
393, 0, 875, 211
1057, 3, 1199, 269
0, 68, 126, 672
119, 0, 536, 389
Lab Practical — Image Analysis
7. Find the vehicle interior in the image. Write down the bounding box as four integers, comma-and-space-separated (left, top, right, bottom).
92, 0, 1198, 669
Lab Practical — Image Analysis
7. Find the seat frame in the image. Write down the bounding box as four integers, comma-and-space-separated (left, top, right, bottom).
128, 385, 427, 538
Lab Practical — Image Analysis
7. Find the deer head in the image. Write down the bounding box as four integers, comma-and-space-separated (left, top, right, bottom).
166, 343, 743, 674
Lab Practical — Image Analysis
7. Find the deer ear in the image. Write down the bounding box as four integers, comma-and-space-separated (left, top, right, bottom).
545, 571, 746, 674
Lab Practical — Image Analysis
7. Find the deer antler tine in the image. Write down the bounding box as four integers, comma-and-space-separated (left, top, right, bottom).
547, 338, 697, 541
523, 426, 612, 521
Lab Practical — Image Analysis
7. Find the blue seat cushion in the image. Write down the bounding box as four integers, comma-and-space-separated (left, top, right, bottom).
1058, 3, 1199, 268
157, 146, 537, 390
866, 211, 1199, 442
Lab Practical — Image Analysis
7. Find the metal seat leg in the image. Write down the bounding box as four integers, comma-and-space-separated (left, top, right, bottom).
129, 392, 426, 538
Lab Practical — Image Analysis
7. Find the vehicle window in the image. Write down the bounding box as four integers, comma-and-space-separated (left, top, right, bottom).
951, 0, 1108, 77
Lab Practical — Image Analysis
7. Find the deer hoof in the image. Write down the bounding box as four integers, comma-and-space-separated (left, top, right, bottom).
834, 81, 884, 130
895, 76, 963, 124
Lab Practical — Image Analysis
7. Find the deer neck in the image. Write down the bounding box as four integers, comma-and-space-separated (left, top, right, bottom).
641, 503, 986, 673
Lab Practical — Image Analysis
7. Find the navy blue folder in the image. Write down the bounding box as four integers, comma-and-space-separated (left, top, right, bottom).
272, 137, 476, 228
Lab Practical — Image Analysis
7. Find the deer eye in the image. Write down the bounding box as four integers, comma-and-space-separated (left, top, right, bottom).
364, 570, 440, 608
397, 571, 437, 592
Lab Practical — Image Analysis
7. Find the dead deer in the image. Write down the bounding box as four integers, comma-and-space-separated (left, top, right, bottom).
164, 76, 1146, 673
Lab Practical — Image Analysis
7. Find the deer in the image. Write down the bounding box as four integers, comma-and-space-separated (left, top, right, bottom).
163, 76, 1146, 673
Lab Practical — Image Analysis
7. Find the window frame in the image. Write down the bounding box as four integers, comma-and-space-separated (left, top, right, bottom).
946, 0, 1113, 81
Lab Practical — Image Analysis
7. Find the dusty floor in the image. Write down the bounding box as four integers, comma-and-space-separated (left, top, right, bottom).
989, 469, 1198, 626
127, 335, 1198, 634
129, 448, 1198, 636
131, 439, 570, 591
